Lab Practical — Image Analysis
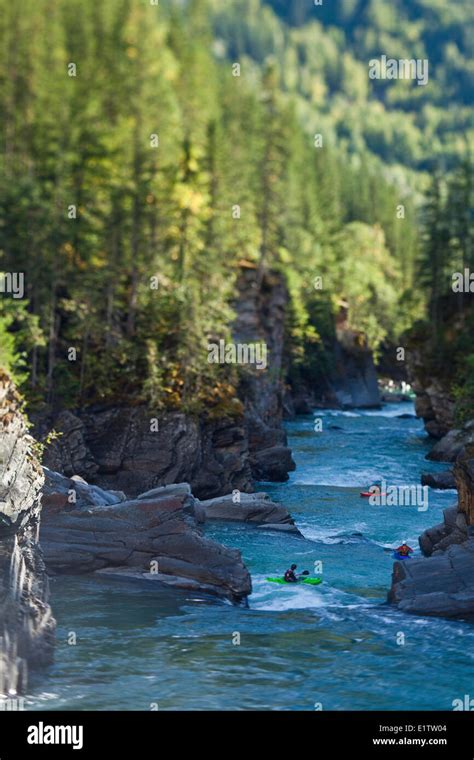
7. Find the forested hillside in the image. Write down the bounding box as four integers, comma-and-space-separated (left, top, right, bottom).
214, 0, 473, 173
0, 0, 471, 419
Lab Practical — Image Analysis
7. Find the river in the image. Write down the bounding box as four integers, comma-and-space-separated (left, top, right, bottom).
28, 402, 474, 711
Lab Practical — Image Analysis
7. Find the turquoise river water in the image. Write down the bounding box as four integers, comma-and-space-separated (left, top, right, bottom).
27, 402, 473, 711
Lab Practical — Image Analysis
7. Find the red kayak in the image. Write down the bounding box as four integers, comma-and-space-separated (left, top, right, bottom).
360, 490, 387, 498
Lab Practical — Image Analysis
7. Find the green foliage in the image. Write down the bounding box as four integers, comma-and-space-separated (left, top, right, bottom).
0, 314, 22, 379
1, 0, 462, 413
417, 155, 474, 329
212, 0, 473, 174
0, 298, 44, 385
453, 353, 474, 425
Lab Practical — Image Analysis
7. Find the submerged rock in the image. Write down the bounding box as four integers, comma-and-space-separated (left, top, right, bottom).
0, 372, 55, 695
95, 566, 248, 604
256, 523, 301, 533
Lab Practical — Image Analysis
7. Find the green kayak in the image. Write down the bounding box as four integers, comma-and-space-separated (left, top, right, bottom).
266, 577, 322, 586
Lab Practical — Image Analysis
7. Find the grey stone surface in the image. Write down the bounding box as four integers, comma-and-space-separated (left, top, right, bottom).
199, 491, 301, 534
328, 327, 381, 409
427, 429, 468, 462
250, 445, 296, 481
421, 470, 456, 489
40, 482, 252, 604
234, 267, 296, 482
0, 372, 55, 695
38, 409, 254, 500
419, 506, 464, 557
389, 540, 474, 619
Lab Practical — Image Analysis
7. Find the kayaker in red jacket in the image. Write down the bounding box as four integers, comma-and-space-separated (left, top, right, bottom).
396, 543, 414, 557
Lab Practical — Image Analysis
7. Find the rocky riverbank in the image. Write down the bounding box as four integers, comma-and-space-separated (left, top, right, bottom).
0, 372, 55, 696
37, 408, 254, 500
34, 266, 297, 499
406, 339, 455, 439
34, 267, 391, 498
3, 361, 302, 695
40, 468, 299, 602
425, 421, 474, 463
388, 453, 474, 619
40, 471, 252, 604
387, 326, 474, 619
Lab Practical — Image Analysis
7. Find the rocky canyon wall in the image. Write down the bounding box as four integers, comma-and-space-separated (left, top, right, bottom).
0, 371, 55, 695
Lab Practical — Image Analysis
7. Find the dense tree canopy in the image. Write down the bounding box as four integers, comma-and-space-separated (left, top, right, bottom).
0, 0, 470, 415
212, 0, 473, 174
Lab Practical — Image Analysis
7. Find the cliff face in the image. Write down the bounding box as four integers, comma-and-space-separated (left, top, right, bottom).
329, 328, 381, 409
286, 303, 381, 413
0, 372, 55, 695
387, 316, 474, 619
234, 266, 295, 481
406, 322, 474, 465
406, 342, 455, 439
36, 266, 295, 498
454, 455, 474, 527
39, 409, 253, 500
426, 421, 474, 463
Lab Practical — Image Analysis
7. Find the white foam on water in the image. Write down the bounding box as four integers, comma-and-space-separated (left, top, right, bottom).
293, 470, 384, 487
300, 523, 370, 545
325, 410, 361, 417
297, 524, 347, 542
314, 403, 417, 420
26, 692, 60, 703
375, 615, 401, 625
252, 589, 327, 612
360, 404, 417, 419
250, 576, 358, 613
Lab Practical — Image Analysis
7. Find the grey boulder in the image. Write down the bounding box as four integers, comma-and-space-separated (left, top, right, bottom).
388, 541, 474, 618
421, 470, 456, 490
40, 484, 251, 604
427, 422, 474, 462
198, 492, 301, 534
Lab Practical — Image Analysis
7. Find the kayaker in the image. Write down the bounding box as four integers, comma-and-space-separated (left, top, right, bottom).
396, 542, 413, 557
284, 564, 298, 583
